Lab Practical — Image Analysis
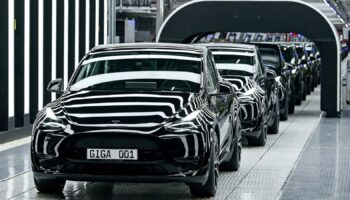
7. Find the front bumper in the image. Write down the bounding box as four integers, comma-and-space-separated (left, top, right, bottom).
31, 131, 210, 184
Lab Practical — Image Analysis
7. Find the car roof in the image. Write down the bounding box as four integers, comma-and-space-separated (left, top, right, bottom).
91, 43, 206, 54
197, 43, 256, 51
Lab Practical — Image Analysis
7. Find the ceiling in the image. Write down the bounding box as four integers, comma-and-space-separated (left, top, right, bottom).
303, 0, 349, 27
169, 0, 350, 28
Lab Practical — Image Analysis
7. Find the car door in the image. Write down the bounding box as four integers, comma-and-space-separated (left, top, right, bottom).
206, 54, 231, 148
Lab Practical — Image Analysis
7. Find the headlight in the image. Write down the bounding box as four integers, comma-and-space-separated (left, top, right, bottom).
164, 111, 202, 132
45, 107, 60, 121
41, 107, 66, 131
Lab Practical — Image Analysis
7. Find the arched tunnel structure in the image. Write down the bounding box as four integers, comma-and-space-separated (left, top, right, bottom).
156, 0, 341, 117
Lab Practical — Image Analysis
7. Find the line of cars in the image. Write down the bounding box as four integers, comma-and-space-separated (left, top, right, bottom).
30, 41, 320, 198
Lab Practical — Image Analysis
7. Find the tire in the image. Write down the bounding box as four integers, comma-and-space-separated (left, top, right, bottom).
34, 177, 66, 193
220, 120, 241, 171
269, 101, 280, 134
306, 78, 311, 95
302, 79, 307, 100
280, 97, 288, 121
311, 77, 315, 92
302, 89, 307, 100
189, 131, 219, 198
248, 115, 266, 146
288, 93, 295, 114
295, 80, 303, 105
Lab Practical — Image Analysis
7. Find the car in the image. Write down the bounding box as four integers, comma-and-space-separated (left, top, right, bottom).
294, 43, 314, 97
304, 42, 321, 88
279, 43, 305, 105
200, 43, 280, 146
31, 43, 242, 198
251, 42, 295, 119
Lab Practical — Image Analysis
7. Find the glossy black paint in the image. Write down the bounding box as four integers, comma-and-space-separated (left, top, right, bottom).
279, 43, 305, 105
294, 43, 314, 97
201, 43, 279, 142
252, 42, 294, 119
304, 42, 321, 88
31, 43, 241, 187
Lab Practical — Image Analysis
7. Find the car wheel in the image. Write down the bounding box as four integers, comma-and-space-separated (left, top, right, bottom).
311, 77, 315, 92
302, 80, 307, 100
295, 80, 303, 105
288, 93, 295, 114
34, 177, 66, 193
189, 131, 219, 198
220, 119, 241, 171
248, 115, 267, 146
306, 78, 311, 95
269, 101, 280, 134
280, 97, 288, 121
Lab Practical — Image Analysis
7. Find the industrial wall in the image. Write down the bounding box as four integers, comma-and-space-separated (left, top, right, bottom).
0, 0, 107, 131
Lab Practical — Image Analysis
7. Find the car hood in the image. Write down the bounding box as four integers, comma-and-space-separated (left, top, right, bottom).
56, 91, 200, 134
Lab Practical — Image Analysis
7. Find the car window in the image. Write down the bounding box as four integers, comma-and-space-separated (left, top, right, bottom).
281, 46, 293, 63
208, 54, 220, 82
256, 50, 265, 76
70, 52, 203, 93
206, 55, 218, 92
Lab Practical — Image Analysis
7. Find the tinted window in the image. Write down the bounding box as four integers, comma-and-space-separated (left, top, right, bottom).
259, 48, 280, 68
281, 46, 294, 63
207, 55, 218, 92
296, 47, 305, 59
71, 53, 202, 93
213, 55, 254, 65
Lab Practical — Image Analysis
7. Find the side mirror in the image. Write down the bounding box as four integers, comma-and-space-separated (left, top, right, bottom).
47, 78, 64, 94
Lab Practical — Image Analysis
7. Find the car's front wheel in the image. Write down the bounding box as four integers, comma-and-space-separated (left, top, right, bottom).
269, 100, 280, 134
248, 115, 267, 146
34, 177, 66, 193
295, 79, 303, 105
220, 119, 241, 171
190, 131, 219, 198
280, 97, 289, 121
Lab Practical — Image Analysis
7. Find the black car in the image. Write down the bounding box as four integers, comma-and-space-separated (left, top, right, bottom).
304, 42, 321, 88
202, 43, 280, 146
295, 43, 313, 97
31, 43, 242, 198
252, 42, 294, 120
279, 43, 304, 105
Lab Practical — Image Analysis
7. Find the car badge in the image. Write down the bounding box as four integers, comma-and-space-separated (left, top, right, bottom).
111, 120, 120, 124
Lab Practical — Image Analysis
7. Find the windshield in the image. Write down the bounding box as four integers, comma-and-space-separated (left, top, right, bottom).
214, 62, 255, 77
281, 46, 293, 63
70, 53, 202, 93
213, 54, 254, 65
259, 48, 280, 70
296, 47, 305, 59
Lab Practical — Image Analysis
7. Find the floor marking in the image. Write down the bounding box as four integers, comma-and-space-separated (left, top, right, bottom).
0, 137, 31, 152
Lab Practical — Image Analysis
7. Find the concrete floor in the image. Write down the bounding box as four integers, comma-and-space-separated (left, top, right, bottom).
0, 87, 324, 200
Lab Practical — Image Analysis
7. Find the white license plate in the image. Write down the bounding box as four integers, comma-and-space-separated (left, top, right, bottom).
87, 149, 138, 160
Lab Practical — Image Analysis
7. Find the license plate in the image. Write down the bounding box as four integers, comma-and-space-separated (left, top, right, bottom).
87, 149, 138, 160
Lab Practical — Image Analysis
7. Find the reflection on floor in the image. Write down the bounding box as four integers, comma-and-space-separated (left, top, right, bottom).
0, 87, 323, 200
281, 105, 350, 200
